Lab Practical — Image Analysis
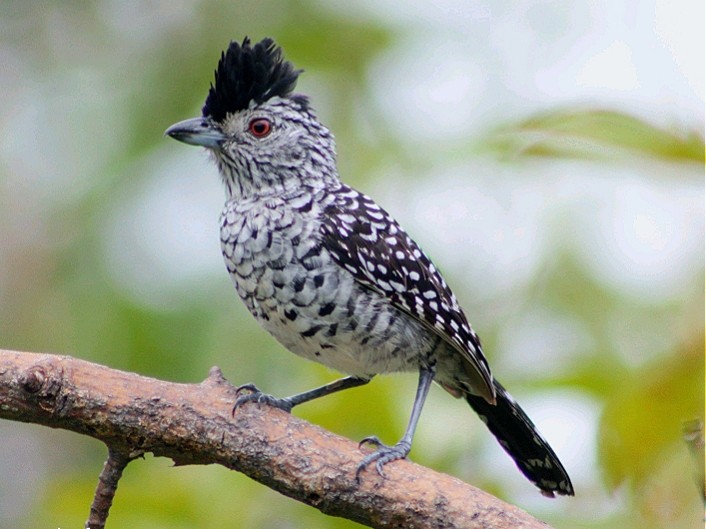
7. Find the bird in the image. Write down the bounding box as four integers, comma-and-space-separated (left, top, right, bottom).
166, 36, 574, 497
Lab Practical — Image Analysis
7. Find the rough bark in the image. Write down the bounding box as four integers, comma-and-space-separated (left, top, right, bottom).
0, 348, 555, 529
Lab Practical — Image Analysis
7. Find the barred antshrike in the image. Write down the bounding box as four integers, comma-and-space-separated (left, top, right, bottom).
166, 37, 573, 497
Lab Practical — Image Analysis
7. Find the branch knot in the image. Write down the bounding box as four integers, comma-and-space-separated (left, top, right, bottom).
20, 366, 46, 394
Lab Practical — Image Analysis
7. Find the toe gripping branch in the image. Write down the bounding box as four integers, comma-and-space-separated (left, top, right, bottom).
233, 383, 296, 413
231, 368, 436, 484
232, 375, 372, 416
355, 365, 435, 482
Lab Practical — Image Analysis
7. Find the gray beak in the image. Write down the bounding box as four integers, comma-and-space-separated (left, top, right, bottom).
165, 117, 226, 148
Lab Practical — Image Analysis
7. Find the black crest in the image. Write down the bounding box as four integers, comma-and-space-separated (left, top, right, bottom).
202, 37, 304, 121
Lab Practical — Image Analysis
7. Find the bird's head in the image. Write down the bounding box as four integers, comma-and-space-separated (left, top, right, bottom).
166, 37, 337, 199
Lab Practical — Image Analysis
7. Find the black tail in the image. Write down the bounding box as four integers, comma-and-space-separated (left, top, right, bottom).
465, 380, 574, 497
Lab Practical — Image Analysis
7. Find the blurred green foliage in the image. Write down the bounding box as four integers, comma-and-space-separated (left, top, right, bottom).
487, 108, 705, 164
600, 332, 702, 490
0, 2, 703, 529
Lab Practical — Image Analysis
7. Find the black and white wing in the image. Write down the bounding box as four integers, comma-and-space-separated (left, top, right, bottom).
321, 185, 495, 402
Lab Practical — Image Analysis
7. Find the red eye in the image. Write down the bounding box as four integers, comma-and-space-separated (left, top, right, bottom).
248, 118, 272, 137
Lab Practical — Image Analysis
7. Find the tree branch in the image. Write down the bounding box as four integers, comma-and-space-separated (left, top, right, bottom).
86, 448, 133, 529
0, 349, 556, 529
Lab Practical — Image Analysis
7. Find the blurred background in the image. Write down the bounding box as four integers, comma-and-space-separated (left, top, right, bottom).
0, 1, 703, 528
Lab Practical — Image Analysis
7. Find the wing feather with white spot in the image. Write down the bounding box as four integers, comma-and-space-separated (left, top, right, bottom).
321, 185, 494, 399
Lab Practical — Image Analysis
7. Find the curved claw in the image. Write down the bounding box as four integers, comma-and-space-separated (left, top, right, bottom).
358, 435, 384, 449
235, 383, 260, 397
232, 383, 261, 415
355, 439, 411, 483
232, 384, 293, 415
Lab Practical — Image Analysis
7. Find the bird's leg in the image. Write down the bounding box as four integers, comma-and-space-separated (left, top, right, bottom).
356, 364, 435, 481
233, 375, 372, 414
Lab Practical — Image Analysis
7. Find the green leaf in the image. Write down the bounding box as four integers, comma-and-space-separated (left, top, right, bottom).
598, 330, 705, 490
486, 108, 705, 165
